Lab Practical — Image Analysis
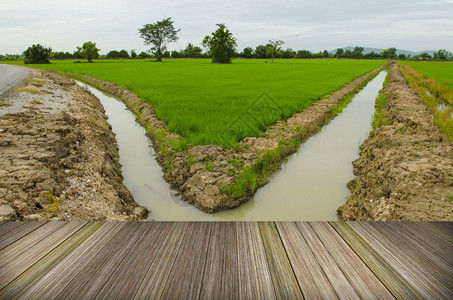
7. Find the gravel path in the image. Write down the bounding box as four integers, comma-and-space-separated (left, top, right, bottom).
0, 64, 31, 96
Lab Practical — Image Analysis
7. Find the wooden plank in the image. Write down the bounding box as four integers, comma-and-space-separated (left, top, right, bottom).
349, 222, 450, 299
94, 222, 172, 299
310, 222, 394, 299
295, 222, 360, 299
134, 222, 189, 299
0, 222, 85, 290
427, 222, 453, 244
0, 222, 103, 299
236, 222, 276, 299
371, 222, 453, 292
277, 222, 338, 299
258, 222, 302, 300
160, 222, 212, 299
0, 222, 26, 237
0, 222, 63, 269
54, 222, 148, 299
0, 222, 44, 251
330, 222, 421, 299
199, 222, 239, 300
20, 222, 125, 299
404, 222, 453, 253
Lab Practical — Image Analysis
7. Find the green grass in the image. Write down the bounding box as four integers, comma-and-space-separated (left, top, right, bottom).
19, 58, 383, 147
402, 61, 453, 90
372, 73, 391, 129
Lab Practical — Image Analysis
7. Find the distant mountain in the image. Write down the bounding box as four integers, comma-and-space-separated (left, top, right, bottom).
329, 47, 437, 56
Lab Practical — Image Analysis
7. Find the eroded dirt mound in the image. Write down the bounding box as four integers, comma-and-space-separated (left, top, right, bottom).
338, 64, 453, 221
0, 70, 147, 221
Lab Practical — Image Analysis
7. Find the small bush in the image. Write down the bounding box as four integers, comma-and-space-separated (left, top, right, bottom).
24, 44, 51, 64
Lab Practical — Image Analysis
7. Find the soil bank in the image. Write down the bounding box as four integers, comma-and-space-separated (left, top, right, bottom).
338, 64, 453, 221
0, 68, 147, 221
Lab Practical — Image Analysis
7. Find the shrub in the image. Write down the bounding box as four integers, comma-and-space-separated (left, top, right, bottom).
23, 44, 51, 64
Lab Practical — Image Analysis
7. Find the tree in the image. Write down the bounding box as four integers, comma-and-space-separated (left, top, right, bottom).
138, 18, 180, 62
77, 41, 100, 62
255, 45, 268, 58
138, 51, 152, 58
130, 49, 137, 58
433, 49, 452, 61
241, 47, 254, 58
352, 46, 364, 59
335, 48, 344, 58
322, 50, 330, 58
381, 47, 397, 59
343, 50, 353, 58
419, 52, 431, 60
267, 39, 285, 63
23, 44, 52, 64
183, 43, 203, 58
202, 24, 237, 64
282, 48, 296, 58
295, 50, 312, 58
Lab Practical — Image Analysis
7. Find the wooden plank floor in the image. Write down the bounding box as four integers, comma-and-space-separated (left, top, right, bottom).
0, 222, 451, 299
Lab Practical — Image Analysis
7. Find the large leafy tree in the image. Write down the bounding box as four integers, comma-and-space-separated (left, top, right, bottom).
23, 44, 52, 64
267, 39, 284, 63
77, 41, 100, 62
138, 18, 180, 62
202, 24, 237, 64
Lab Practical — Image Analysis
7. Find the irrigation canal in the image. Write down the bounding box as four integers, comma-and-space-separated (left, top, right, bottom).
76, 71, 387, 221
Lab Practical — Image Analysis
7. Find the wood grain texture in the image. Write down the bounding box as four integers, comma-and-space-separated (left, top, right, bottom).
0, 222, 84, 291
0, 221, 450, 299
0, 222, 43, 251
200, 222, 239, 300
349, 222, 451, 299
309, 222, 394, 299
0, 222, 103, 300
258, 222, 303, 300
276, 222, 338, 299
19, 222, 126, 300
54, 222, 148, 300
295, 222, 360, 299
95, 222, 172, 300
371, 222, 453, 293
134, 222, 189, 299
160, 222, 212, 299
237, 222, 276, 299
330, 222, 421, 299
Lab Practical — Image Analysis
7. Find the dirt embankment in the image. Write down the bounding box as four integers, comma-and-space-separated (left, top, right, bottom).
69, 65, 384, 213
338, 64, 453, 221
0, 70, 147, 221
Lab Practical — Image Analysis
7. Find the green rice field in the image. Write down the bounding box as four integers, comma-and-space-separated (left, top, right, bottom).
403, 61, 453, 90
28, 59, 383, 147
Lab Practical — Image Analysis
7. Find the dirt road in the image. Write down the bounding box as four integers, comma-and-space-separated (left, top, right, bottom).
0, 64, 30, 96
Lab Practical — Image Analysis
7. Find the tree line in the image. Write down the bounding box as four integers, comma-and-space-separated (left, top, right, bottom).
6, 17, 452, 64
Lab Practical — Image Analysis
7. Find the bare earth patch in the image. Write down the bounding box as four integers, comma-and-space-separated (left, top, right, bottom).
0, 69, 147, 221
338, 64, 453, 221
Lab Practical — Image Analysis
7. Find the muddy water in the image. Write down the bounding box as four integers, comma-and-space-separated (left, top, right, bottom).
234, 70, 388, 221
75, 81, 214, 220
76, 71, 386, 220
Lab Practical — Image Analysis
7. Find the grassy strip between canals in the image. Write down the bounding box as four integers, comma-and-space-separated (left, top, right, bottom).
23, 58, 383, 148
372, 71, 391, 129
400, 64, 453, 141
223, 67, 385, 198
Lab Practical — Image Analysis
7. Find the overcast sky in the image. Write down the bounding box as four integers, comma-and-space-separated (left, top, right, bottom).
1, 0, 452, 54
